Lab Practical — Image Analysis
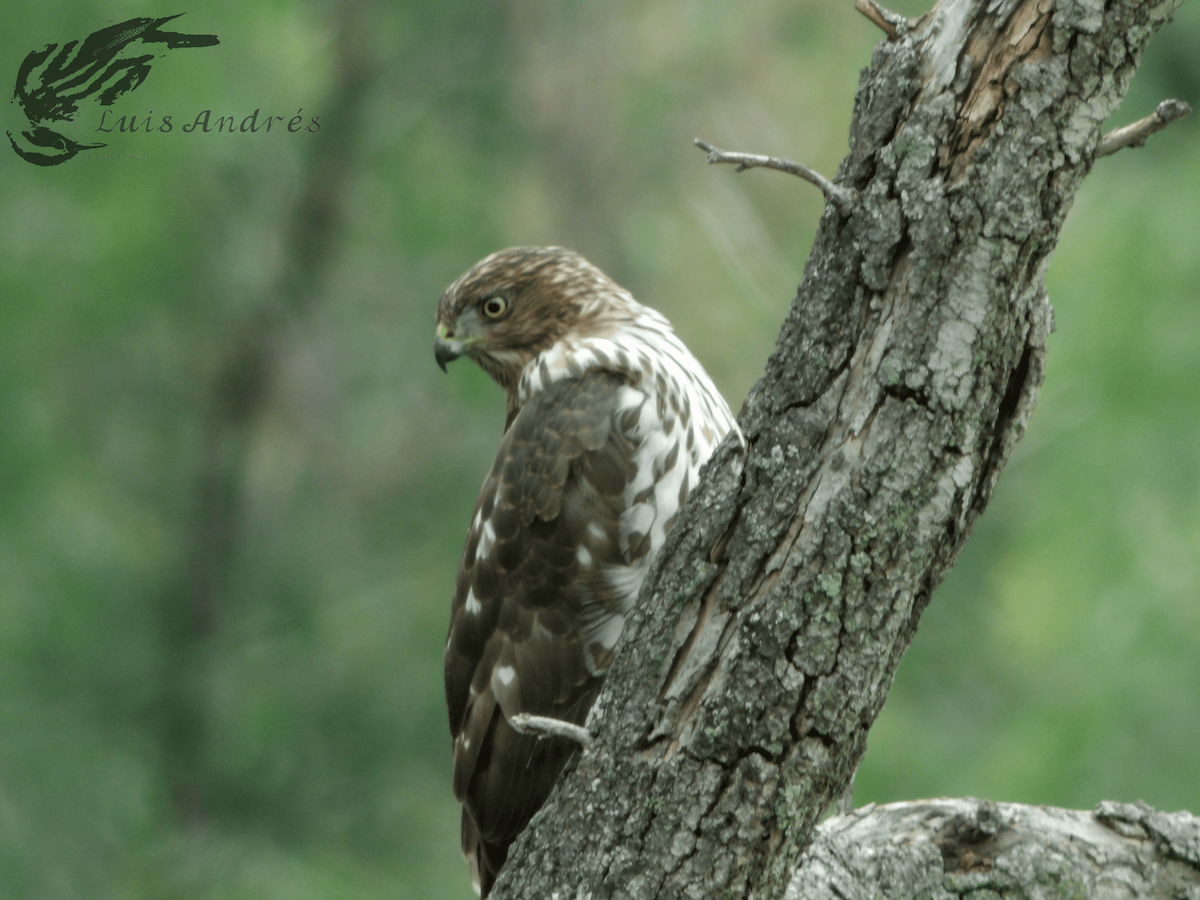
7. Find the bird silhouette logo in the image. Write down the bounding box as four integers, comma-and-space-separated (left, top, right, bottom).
8, 14, 218, 166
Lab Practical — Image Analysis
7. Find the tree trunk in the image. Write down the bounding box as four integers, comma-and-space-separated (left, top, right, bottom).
491, 1, 1188, 897
787, 799, 1200, 900
162, 0, 374, 822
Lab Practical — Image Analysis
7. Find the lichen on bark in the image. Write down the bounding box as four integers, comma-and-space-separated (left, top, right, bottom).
785, 799, 1200, 900
489, 2, 1188, 898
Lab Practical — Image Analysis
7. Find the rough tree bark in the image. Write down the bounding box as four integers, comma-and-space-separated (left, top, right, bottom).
491, 0, 1191, 897
787, 799, 1200, 899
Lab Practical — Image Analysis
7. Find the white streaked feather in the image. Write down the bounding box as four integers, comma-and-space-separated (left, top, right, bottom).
619, 503, 656, 545
590, 613, 625, 651
475, 519, 496, 563
503, 283, 742, 693
602, 563, 648, 611
580, 612, 626, 676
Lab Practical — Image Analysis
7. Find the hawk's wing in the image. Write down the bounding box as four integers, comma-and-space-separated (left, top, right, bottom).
444, 368, 680, 894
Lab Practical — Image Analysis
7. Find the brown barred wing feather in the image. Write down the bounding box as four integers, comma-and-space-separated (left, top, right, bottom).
444, 369, 644, 897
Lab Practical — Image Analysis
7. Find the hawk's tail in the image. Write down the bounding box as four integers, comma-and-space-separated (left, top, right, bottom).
462, 811, 510, 898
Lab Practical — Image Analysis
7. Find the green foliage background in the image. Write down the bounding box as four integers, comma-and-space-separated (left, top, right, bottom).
1, 2, 1196, 897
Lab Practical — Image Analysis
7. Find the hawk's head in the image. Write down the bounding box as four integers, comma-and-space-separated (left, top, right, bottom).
435, 247, 630, 399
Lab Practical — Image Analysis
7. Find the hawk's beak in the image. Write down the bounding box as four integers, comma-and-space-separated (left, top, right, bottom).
435, 334, 467, 372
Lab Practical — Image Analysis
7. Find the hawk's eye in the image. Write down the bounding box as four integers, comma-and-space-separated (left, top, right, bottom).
481, 295, 509, 319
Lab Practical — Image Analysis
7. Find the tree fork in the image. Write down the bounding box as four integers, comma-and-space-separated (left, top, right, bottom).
491, 1, 1188, 897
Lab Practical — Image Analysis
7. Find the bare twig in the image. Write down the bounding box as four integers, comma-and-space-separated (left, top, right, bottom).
1096, 99, 1192, 158
510, 713, 594, 747
694, 138, 855, 214
854, 0, 905, 40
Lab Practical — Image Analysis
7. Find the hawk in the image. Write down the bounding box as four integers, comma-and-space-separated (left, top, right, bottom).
435, 247, 738, 896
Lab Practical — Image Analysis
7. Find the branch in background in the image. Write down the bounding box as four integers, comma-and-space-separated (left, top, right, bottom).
787, 799, 1200, 900
693, 138, 854, 214
1096, 99, 1192, 158
853, 0, 908, 41
163, 0, 376, 824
